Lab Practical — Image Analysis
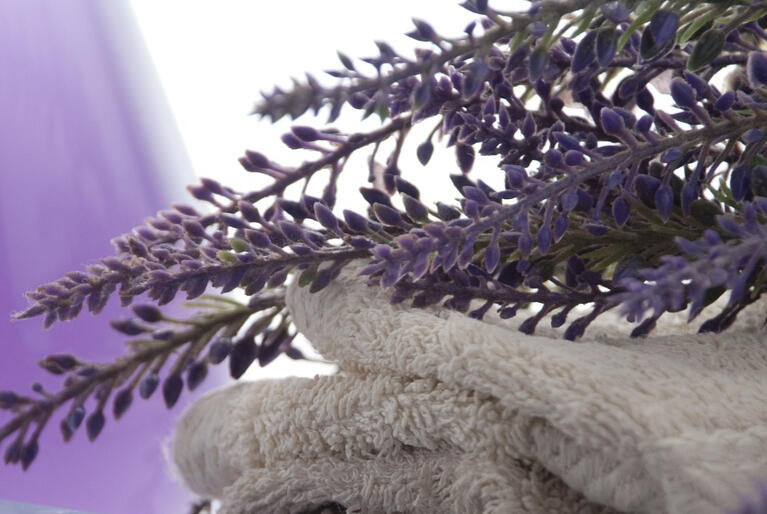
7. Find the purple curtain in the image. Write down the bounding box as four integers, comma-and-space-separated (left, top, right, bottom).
0, 2, 204, 512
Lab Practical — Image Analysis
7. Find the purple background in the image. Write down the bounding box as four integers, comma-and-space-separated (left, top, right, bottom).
0, 1, 213, 512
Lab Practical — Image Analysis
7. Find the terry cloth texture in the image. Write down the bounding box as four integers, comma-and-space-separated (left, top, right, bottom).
172, 266, 767, 514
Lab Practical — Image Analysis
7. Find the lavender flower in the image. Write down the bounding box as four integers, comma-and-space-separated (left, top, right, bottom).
3, 0, 767, 473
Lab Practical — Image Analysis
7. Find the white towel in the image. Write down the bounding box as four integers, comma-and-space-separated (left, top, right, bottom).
172, 266, 767, 514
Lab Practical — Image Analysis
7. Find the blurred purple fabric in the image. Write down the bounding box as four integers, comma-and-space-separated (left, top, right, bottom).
0, 2, 204, 512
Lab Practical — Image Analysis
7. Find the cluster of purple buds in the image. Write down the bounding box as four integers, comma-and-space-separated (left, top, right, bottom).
5, 0, 767, 472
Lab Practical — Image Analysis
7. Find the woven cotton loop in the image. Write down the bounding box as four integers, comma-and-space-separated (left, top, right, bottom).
172, 265, 767, 514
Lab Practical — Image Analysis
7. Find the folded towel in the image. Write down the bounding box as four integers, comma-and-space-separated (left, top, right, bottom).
172, 267, 767, 514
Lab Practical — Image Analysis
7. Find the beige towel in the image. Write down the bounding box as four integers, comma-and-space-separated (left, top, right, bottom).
172, 267, 767, 514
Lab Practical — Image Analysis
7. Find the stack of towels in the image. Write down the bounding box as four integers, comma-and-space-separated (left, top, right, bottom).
172, 266, 767, 513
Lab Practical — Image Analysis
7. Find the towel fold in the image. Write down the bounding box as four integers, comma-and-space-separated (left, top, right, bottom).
172, 267, 767, 514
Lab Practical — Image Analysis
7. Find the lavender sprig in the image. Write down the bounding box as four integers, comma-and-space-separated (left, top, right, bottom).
5, 0, 767, 469
1, 292, 298, 468
620, 199, 767, 331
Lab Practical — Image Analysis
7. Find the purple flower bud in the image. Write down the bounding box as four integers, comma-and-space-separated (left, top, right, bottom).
716, 215, 743, 235
600, 107, 625, 135
537, 226, 552, 255
436, 202, 461, 221
200, 178, 227, 197
159, 210, 183, 224
743, 129, 765, 145
660, 147, 683, 163
636, 114, 653, 133
564, 318, 587, 340
86, 410, 105, 441
634, 174, 661, 207
482, 98, 496, 119
550, 308, 570, 328
713, 91, 735, 112
596, 29, 617, 67
259, 330, 290, 366
670, 77, 697, 108
561, 189, 579, 212
277, 199, 309, 221
20, 440, 39, 470
463, 199, 480, 218
655, 187, 674, 221
682, 72, 710, 99
456, 143, 475, 173
548, 97, 564, 112
113, 389, 133, 420
235, 203, 260, 224
518, 231, 532, 257
747, 52, 767, 88
517, 314, 540, 334
602, 2, 629, 23
342, 210, 370, 232
242, 229, 269, 248
612, 196, 631, 226
109, 318, 147, 336
402, 194, 428, 221
571, 31, 597, 73
39, 354, 79, 375
373, 204, 404, 226
244, 150, 270, 169
730, 166, 749, 201
314, 203, 340, 234
220, 213, 249, 230
498, 105, 511, 127
505, 165, 526, 189
0, 391, 20, 409
349, 92, 368, 109
186, 361, 208, 391
4, 440, 21, 464
484, 240, 501, 273
462, 186, 488, 204
409, 18, 436, 41
395, 177, 420, 200
285, 346, 305, 360
544, 149, 563, 167
238, 156, 257, 172
560, 37, 576, 55
291, 126, 320, 142
584, 223, 608, 236
162, 374, 183, 408
132, 304, 163, 323
553, 215, 569, 242
229, 337, 257, 379
281, 133, 303, 149
641, 10, 679, 62
680, 182, 698, 216
360, 187, 393, 207
277, 220, 305, 242
630, 317, 657, 338
564, 150, 584, 166
207, 338, 233, 364
521, 112, 536, 138
416, 140, 434, 165
139, 372, 160, 399
182, 219, 207, 239
637, 88, 654, 113
554, 132, 580, 151
348, 236, 373, 249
